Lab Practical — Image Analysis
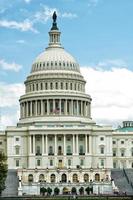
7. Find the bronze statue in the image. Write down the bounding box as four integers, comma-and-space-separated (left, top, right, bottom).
53, 11, 57, 23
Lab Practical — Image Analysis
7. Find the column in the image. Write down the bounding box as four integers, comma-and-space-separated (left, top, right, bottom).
81, 101, 83, 116
65, 99, 67, 115
35, 100, 37, 116
64, 135, 66, 155
55, 135, 57, 155
29, 135, 32, 154
46, 135, 48, 154
53, 99, 55, 114
71, 100, 73, 115
41, 100, 44, 116
77, 100, 79, 115
85, 134, 88, 154
42, 135, 44, 154
33, 135, 35, 155
89, 135, 91, 154
73, 135, 75, 154
47, 100, 49, 115
30, 101, 32, 116
26, 102, 28, 117
76, 135, 79, 155
24, 102, 26, 118
59, 99, 61, 115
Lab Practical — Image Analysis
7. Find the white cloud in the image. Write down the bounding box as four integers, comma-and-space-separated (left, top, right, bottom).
81, 64, 133, 126
0, 19, 38, 33
62, 12, 77, 19
34, 5, 77, 23
0, 59, 22, 72
0, 82, 24, 108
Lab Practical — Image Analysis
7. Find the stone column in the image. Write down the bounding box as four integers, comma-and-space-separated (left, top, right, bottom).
73, 135, 75, 154
89, 135, 91, 154
71, 100, 73, 115
41, 100, 44, 116
35, 100, 37, 116
29, 135, 32, 154
85, 134, 88, 154
64, 135, 66, 155
30, 101, 32, 116
26, 102, 29, 117
77, 100, 79, 115
76, 135, 79, 155
65, 99, 67, 115
33, 135, 35, 155
53, 99, 55, 114
55, 135, 57, 155
42, 135, 44, 154
46, 135, 48, 154
59, 99, 61, 115
81, 101, 83, 116
47, 100, 49, 115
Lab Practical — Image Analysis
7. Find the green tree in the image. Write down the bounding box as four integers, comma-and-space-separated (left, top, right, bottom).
54, 187, 60, 195
40, 187, 47, 196
85, 186, 90, 195
0, 153, 7, 196
71, 187, 77, 194
47, 187, 52, 195
79, 187, 84, 195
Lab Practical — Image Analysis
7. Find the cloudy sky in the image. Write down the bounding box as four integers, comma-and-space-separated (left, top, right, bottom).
0, 0, 133, 129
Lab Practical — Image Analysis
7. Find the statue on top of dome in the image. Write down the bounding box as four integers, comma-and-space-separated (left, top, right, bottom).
52, 11, 57, 23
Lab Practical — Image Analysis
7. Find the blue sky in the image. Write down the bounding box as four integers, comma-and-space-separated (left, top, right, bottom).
0, 0, 133, 129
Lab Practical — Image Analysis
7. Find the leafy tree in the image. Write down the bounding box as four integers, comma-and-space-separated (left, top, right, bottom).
54, 187, 60, 195
85, 186, 90, 195
40, 187, 47, 196
71, 187, 77, 194
0, 153, 7, 196
79, 187, 84, 195
47, 187, 52, 195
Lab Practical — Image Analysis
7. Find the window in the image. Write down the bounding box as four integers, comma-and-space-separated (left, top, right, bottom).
67, 145, 72, 155
0, 141, 2, 145
79, 145, 84, 155
16, 160, 19, 167
15, 146, 20, 155
100, 147, 104, 154
16, 137, 19, 142
80, 159, 84, 166
37, 159, 41, 166
113, 141, 116, 144
95, 173, 100, 181
113, 150, 116, 157
39, 174, 44, 182
121, 141, 124, 144
58, 137, 62, 141
68, 159, 71, 166
121, 150, 125, 157
100, 137, 104, 141
84, 174, 89, 182
73, 174, 78, 183
101, 159, 104, 167
50, 174, 55, 183
49, 146, 53, 155
36, 146, 41, 155
113, 162, 117, 168
50, 160, 53, 166
28, 174, 33, 182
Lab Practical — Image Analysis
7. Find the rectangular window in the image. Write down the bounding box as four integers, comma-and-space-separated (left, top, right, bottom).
113, 150, 116, 157
80, 159, 84, 166
100, 137, 104, 141
101, 159, 104, 167
0, 141, 2, 145
50, 160, 53, 166
113, 141, 116, 144
37, 159, 41, 166
100, 147, 104, 154
121, 150, 125, 157
121, 141, 124, 144
16, 137, 19, 142
15, 147, 20, 155
68, 159, 71, 166
16, 160, 19, 167
113, 162, 116, 168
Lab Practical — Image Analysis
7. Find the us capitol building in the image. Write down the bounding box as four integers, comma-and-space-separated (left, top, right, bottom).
1, 12, 133, 196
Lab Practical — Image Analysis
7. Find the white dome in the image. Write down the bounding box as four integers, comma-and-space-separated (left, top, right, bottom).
31, 47, 80, 73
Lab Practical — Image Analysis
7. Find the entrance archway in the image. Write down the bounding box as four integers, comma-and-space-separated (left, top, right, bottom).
63, 187, 70, 194
61, 173, 67, 183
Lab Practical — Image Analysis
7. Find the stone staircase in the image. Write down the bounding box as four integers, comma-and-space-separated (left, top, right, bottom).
2, 169, 19, 197
111, 169, 133, 195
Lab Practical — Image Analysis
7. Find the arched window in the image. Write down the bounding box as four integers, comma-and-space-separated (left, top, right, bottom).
50, 82, 53, 90
39, 174, 44, 182
36, 83, 38, 91
84, 174, 89, 182
95, 173, 100, 181
55, 82, 58, 89
67, 145, 72, 155
50, 174, 55, 183
45, 82, 47, 90
73, 174, 78, 183
28, 174, 33, 182
100, 146, 104, 154
40, 83, 43, 90
61, 82, 63, 89
49, 146, 53, 155
61, 174, 67, 183
70, 83, 72, 90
